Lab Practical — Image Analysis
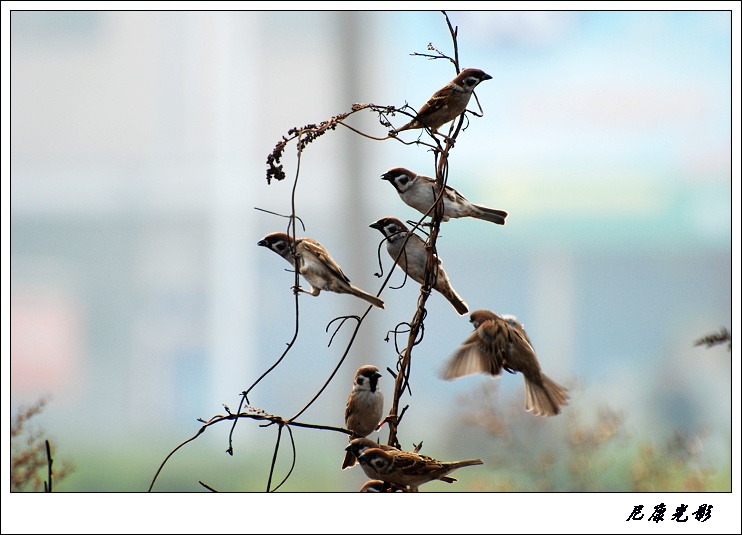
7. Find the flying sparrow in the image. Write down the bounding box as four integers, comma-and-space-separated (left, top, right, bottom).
257, 232, 384, 309
342, 365, 385, 469
393, 68, 492, 136
345, 439, 484, 492
381, 167, 508, 225
442, 309, 569, 416
369, 217, 468, 315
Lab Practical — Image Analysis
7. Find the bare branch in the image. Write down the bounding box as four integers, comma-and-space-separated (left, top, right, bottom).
253, 207, 306, 232
148, 408, 352, 492
199, 481, 218, 492
154, 11, 482, 492
44, 440, 52, 493
269, 425, 297, 492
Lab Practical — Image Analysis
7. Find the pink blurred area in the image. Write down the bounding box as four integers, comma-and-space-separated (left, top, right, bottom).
11, 287, 85, 401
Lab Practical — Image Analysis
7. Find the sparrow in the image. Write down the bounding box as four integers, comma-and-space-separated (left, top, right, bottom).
369, 217, 468, 315
344, 437, 458, 484
381, 167, 508, 225
442, 309, 569, 416
394, 68, 492, 136
345, 439, 484, 492
342, 365, 385, 470
257, 232, 384, 309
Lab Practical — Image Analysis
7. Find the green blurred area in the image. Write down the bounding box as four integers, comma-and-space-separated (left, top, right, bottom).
14, 384, 731, 493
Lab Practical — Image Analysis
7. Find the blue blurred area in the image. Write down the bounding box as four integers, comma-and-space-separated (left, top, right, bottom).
8, 10, 733, 494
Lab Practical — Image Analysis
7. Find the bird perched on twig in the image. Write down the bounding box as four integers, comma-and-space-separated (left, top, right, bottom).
393, 68, 492, 137
443, 309, 569, 416
345, 437, 483, 492
381, 167, 508, 226
257, 232, 384, 309
369, 217, 468, 315
342, 366, 385, 469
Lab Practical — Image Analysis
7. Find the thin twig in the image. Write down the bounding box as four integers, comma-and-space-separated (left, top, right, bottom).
266, 424, 284, 492
326, 315, 361, 348
199, 481, 218, 492
148, 409, 351, 491
254, 207, 306, 232
270, 425, 297, 492
44, 440, 52, 493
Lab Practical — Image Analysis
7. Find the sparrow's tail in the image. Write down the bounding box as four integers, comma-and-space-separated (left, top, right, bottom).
393, 117, 423, 133
341, 449, 358, 470
349, 286, 385, 309
450, 458, 484, 470
472, 204, 508, 225
440, 458, 484, 481
435, 283, 469, 316
524, 373, 569, 416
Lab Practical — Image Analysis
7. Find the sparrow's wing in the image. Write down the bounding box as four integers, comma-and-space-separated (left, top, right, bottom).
500, 316, 541, 381
391, 451, 445, 477
501, 314, 535, 349
417, 86, 452, 117
344, 392, 354, 425
484, 317, 538, 375
442, 183, 471, 204
299, 238, 351, 283
441, 328, 503, 379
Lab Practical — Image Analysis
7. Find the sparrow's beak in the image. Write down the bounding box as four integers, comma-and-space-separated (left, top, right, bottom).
482, 72, 493, 81
380, 173, 392, 182
257, 239, 268, 247
369, 221, 383, 230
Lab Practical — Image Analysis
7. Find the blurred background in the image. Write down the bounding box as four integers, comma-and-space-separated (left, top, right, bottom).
8, 9, 733, 496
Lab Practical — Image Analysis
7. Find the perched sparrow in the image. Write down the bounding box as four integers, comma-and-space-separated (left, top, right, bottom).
257, 232, 384, 309
394, 68, 492, 136
369, 217, 468, 315
442, 309, 569, 416
342, 365, 385, 469
381, 167, 508, 225
346, 441, 484, 492
344, 437, 457, 484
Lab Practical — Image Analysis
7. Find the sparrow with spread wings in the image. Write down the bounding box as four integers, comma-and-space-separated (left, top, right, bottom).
443, 309, 568, 416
